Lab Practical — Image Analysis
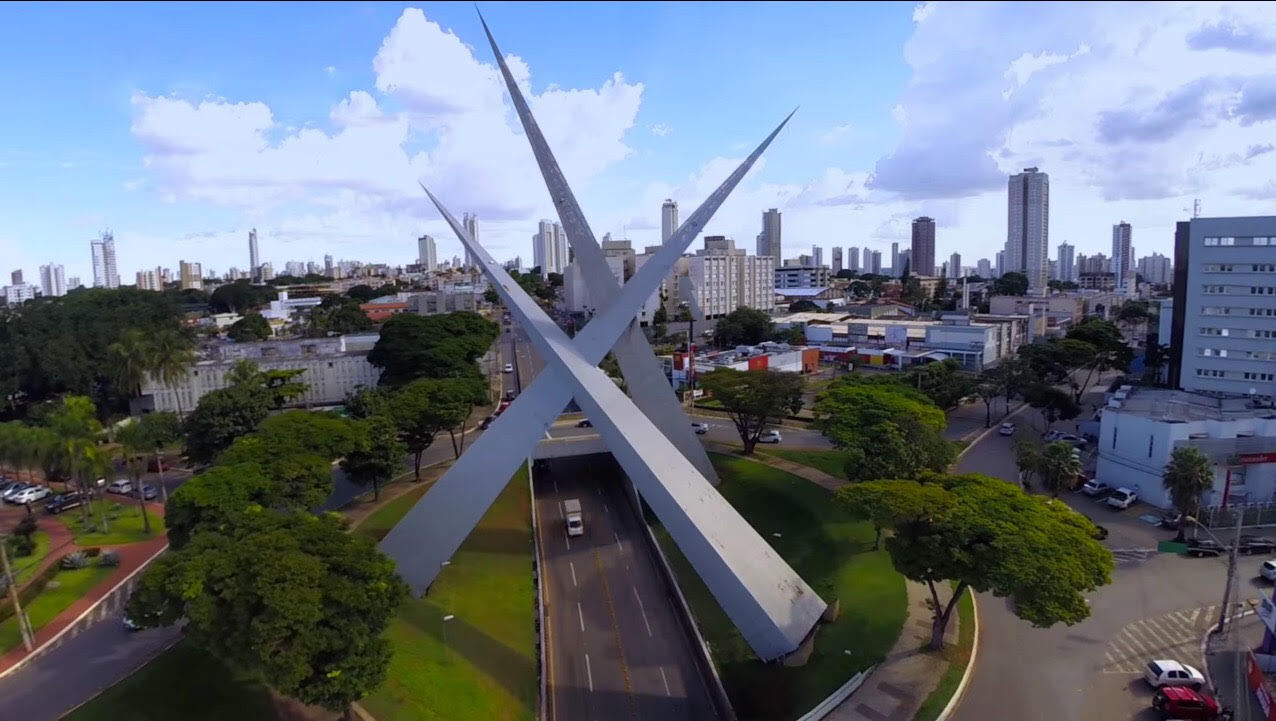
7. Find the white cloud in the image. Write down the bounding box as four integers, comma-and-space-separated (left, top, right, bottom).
325, 65, 337, 76
912, 3, 934, 23
818, 124, 853, 146
649, 123, 672, 138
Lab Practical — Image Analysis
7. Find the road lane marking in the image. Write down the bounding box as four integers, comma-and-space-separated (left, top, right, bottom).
565, 535, 571, 551
660, 667, 671, 696
614, 531, 621, 546
593, 549, 638, 718
603, 503, 608, 514
585, 652, 594, 692
577, 602, 585, 632
633, 586, 653, 637
570, 562, 577, 587
558, 501, 564, 520
553, 479, 558, 493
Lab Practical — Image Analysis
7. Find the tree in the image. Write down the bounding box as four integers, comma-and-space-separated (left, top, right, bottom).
1037, 441, 1083, 497
184, 385, 272, 465
906, 359, 977, 409
227, 313, 272, 342
788, 300, 820, 313
345, 386, 393, 419
712, 307, 774, 347
814, 378, 955, 480
1024, 383, 1080, 431
483, 288, 500, 305
974, 368, 1006, 428
546, 272, 564, 287
1065, 318, 1132, 401
697, 369, 804, 454
150, 328, 196, 417
125, 512, 407, 711
107, 328, 152, 403
837, 473, 1113, 649
367, 312, 499, 387
1012, 437, 1040, 490
115, 422, 158, 533
210, 280, 277, 314
219, 411, 358, 509
991, 271, 1029, 296
304, 298, 373, 337
1162, 447, 1215, 542
341, 416, 405, 500
1117, 300, 1150, 326
225, 359, 309, 408
775, 326, 807, 345
389, 378, 469, 479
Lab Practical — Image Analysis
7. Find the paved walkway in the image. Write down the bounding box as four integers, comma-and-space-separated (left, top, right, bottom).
706, 442, 845, 491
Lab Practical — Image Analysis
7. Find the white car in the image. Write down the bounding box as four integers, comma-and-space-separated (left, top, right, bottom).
107, 479, 133, 495
758, 429, 782, 444
1080, 479, 1110, 497
1107, 487, 1138, 510
503, 363, 514, 373
8, 485, 51, 505
1261, 560, 1276, 582
998, 422, 1015, 436
691, 422, 710, 435
1, 483, 34, 502
1143, 659, 1205, 689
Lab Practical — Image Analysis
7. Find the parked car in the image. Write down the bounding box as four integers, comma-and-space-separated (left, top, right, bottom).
1, 483, 33, 502
576, 419, 593, 428
1239, 536, 1276, 555
503, 363, 514, 373
140, 484, 159, 501
45, 491, 86, 515
998, 422, 1015, 436
496, 401, 511, 416
691, 422, 709, 435
1261, 560, 1276, 582
1185, 538, 1226, 558
1144, 659, 1206, 689
1151, 686, 1226, 720
8, 485, 51, 505
0, 480, 23, 496
505, 389, 516, 402
758, 429, 782, 444
1107, 487, 1138, 510
1159, 513, 1182, 531
479, 415, 496, 430
1080, 479, 1112, 497
107, 479, 134, 495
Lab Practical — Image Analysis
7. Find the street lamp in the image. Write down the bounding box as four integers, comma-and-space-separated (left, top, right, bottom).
1185, 513, 1245, 635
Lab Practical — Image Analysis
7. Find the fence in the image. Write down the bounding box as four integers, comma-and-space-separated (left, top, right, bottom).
1196, 501, 1276, 529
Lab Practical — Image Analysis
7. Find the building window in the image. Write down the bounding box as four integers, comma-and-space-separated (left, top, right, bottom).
1148, 436, 1154, 458
1243, 372, 1275, 381
1252, 329, 1276, 339
1204, 237, 1220, 246
1253, 286, 1276, 294
1255, 237, 1272, 246
1203, 285, 1227, 294
1250, 308, 1276, 317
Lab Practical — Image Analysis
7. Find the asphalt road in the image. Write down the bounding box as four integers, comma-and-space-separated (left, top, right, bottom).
950, 399, 1276, 721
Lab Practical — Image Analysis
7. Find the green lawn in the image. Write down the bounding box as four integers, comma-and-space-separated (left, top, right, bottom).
353, 483, 433, 542
913, 588, 976, 721
56, 499, 166, 546
64, 640, 276, 721
0, 565, 114, 653
756, 448, 851, 479
9, 531, 52, 587
654, 454, 906, 721
360, 466, 537, 721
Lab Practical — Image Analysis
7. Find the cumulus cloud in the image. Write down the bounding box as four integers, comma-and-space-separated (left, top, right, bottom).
818, 124, 852, 146
649, 123, 672, 138
1188, 19, 1276, 54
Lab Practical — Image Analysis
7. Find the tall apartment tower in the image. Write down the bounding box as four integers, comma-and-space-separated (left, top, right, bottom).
755, 208, 782, 264
533, 220, 568, 278
463, 213, 479, 268
847, 246, 860, 273
324, 254, 334, 277
179, 260, 203, 291
1006, 167, 1049, 294
1057, 242, 1075, 283
831, 247, 843, 274
949, 253, 962, 279
911, 217, 936, 277
39, 263, 66, 297
248, 228, 260, 281
417, 235, 438, 272
1111, 221, 1133, 291
890, 242, 900, 278
90, 231, 119, 289
865, 250, 882, 275
10, 270, 22, 285
812, 245, 824, 267
661, 199, 679, 243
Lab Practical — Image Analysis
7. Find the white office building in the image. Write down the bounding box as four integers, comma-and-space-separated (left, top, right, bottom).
4, 284, 36, 305
948, 253, 962, 279
775, 264, 830, 289
532, 219, 568, 278
90, 232, 120, 289
1112, 222, 1133, 293
248, 228, 260, 280
39, 263, 66, 297
1138, 253, 1173, 285
135, 269, 161, 291
865, 250, 882, 275
1056, 242, 1075, 283
417, 235, 438, 272
976, 258, 992, 279
1005, 167, 1049, 294
686, 236, 774, 318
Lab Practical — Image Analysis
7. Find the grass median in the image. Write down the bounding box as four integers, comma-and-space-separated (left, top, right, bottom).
56, 499, 165, 546
357, 465, 537, 721
653, 453, 906, 721
755, 448, 850, 479
912, 587, 975, 721
0, 565, 114, 654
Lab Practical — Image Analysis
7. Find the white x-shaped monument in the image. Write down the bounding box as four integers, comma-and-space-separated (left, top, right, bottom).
379, 15, 827, 661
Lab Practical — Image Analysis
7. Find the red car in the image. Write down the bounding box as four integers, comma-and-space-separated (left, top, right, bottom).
1151, 686, 1227, 720
496, 401, 511, 416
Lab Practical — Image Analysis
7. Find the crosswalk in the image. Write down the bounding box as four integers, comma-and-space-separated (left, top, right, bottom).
1110, 548, 1159, 566
1102, 605, 1216, 674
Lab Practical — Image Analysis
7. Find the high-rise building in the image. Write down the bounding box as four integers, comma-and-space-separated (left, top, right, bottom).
39, 263, 65, 297
1057, 242, 1076, 283
1137, 253, 1173, 285
756, 208, 782, 264
136, 269, 161, 291
865, 250, 882, 275
898, 249, 911, 276
67, 276, 81, 290
847, 246, 860, 273
1112, 221, 1133, 292
4, 283, 35, 305
10, 270, 22, 285
324, 254, 334, 277
248, 228, 260, 281
976, 258, 992, 278
995, 250, 1005, 277
661, 199, 679, 243
179, 260, 203, 290
417, 235, 437, 272
284, 261, 306, 277
812, 245, 824, 268
911, 217, 936, 277
890, 242, 900, 278
90, 231, 120, 289
1006, 167, 1049, 294
1170, 216, 1276, 395
949, 253, 962, 279
260, 262, 274, 282
685, 235, 775, 318
831, 247, 843, 274
532, 220, 568, 278
463, 213, 479, 268
600, 235, 636, 281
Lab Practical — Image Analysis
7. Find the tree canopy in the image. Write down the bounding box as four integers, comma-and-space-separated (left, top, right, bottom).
712, 307, 774, 347
367, 311, 499, 387
341, 416, 406, 500
305, 297, 373, 337
815, 376, 955, 481
388, 378, 473, 478
210, 280, 278, 314
227, 313, 272, 342
697, 369, 804, 454
905, 359, 977, 410
837, 472, 1113, 648
1162, 446, 1215, 541
991, 272, 1029, 296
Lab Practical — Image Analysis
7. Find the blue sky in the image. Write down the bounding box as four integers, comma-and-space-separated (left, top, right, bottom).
3, 2, 1276, 284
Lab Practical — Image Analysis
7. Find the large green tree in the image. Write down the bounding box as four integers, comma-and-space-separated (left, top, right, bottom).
712, 307, 774, 347
1037, 441, 1083, 497
697, 368, 804, 454
837, 473, 1113, 649
209, 280, 277, 314
125, 512, 407, 711
341, 416, 405, 500
815, 378, 955, 481
107, 328, 153, 402
227, 313, 272, 342
991, 271, 1029, 296
367, 312, 499, 387
906, 359, 977, 409
184, 385, 273, 465
1162, 446, 1215, 542
149, 328, 196, 417
218, 411, 358, 509
1025, 383, 1081, 431
387, 379, 469, 479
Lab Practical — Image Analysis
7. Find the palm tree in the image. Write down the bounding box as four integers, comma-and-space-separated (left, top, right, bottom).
1163, 446, 1215, 542
115, 423, 152, 534
1012, 437, 1041, 491
149, 329, 195, 417
1038, 441, 1083, 497
107, 329, 152, 407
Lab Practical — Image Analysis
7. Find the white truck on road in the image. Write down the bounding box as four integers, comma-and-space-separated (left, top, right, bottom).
564, 498, 584, 537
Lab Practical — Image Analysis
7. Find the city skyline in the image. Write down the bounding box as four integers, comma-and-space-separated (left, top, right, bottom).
4, 4, 1273, 284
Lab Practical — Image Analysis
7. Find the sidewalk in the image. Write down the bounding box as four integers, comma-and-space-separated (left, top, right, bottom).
1206, 646, 1268, 721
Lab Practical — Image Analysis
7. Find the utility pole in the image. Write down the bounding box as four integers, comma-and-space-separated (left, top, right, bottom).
1, 539, 35, 651
1216, 508, 1245, 635
154, 448, 168, 504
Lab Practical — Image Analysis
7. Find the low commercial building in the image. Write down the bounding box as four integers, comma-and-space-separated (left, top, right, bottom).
775, 286, 841, 308
775, 264, 830, 289
663, 343, 820, 387
1095, 386, 1276, 510
261, 290, 323, 321
800, 314, 1021, 370
136, 333, 382, 415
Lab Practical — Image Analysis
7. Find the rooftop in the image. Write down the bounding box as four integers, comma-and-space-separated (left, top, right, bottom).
1112, 386, 1276, 423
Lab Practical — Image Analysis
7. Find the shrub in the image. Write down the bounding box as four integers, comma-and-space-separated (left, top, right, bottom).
12, 516, 37, 538
7, 534, 35, 557
97, 550, 120, 567
61, 551, 90, 569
